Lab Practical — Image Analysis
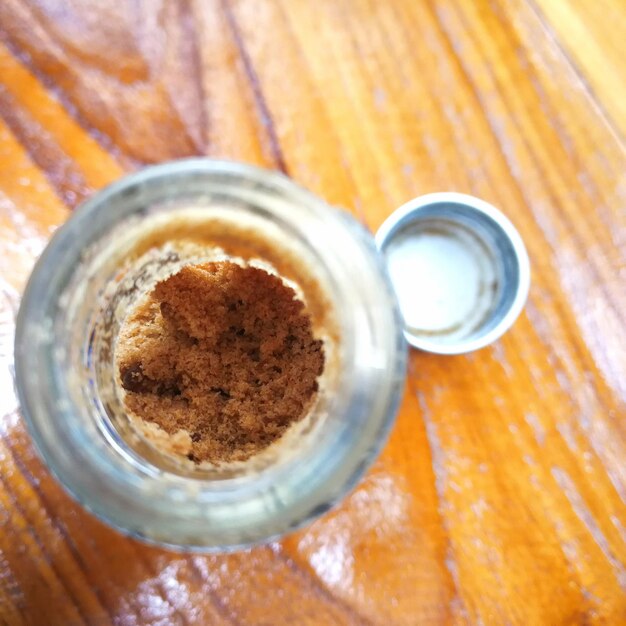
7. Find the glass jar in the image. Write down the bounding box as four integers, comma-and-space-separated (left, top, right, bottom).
14, 159, 406, 551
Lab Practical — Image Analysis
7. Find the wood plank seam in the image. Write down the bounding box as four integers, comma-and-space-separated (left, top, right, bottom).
525, 0, 626, 151
219, 0, 289, 174
445, 0, 626, 332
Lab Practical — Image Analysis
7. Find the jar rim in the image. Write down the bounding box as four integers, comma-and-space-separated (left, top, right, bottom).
14, 158, 407, 550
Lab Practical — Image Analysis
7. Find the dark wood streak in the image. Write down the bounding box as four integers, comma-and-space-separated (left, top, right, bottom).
8, 426, 199, 624
0, 552, 26, 626
0, 461, 90, 626
183, 0, 210, 154
187, 557, 245, 626
188, 548, 372, 625
7, 426, 193, 625
6, 425, 199, 626
268, 545, 376, 626
131, 549, 191, 626
219, 0, 289, 175
0, 427, 114, 625
0, 29, 141, 173
0, 0, 199, 164
0, 85, 91, 209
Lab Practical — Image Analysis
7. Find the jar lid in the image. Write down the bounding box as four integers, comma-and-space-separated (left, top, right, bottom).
375, 192, 530, 354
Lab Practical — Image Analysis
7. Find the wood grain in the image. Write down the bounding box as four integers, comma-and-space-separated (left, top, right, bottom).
530, 0, 626, 141
0, 0, 625, 624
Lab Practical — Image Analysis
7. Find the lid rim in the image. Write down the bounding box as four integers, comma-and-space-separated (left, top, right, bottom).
376, 192, 530, 354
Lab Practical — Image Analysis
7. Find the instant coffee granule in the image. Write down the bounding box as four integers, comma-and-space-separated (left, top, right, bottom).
116, 261, 325, 464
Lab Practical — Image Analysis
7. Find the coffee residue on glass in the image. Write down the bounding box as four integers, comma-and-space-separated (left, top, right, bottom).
115, 261, 325, 464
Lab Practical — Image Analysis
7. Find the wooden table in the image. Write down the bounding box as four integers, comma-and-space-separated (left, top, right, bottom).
1, 1, 624, 624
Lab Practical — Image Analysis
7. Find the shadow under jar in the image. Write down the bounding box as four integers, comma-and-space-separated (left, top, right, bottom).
14, 159, 407, 551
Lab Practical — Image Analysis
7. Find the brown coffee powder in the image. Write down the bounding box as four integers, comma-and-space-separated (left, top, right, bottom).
116, 262, 325, 464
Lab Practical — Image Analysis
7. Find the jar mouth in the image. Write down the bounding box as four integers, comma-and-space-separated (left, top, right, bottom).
90, 203, 343, 481
14, 159, 407, 550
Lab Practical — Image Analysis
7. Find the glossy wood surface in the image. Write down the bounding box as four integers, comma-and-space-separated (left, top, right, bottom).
1, 1, 625, 624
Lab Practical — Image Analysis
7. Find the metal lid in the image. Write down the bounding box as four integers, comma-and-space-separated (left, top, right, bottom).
375, 192, 530, 354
